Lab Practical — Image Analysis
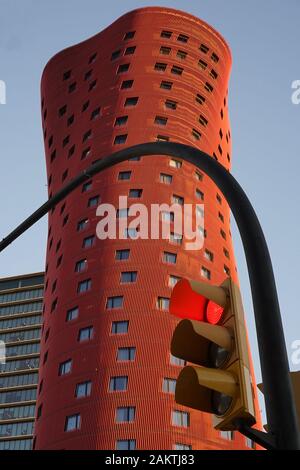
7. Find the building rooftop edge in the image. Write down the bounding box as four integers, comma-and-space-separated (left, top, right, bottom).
41, 5, 232, 82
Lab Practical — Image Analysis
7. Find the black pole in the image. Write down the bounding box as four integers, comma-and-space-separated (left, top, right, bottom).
0, 142, 299, 449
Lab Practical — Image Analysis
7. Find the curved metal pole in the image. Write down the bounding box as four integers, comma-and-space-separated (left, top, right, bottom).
0, 142, 299, 449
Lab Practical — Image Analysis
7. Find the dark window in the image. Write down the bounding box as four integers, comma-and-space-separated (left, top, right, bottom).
62, 136, 70, 148
88, 195, 99, 207
111, 49, 121, 60
177, 50, 187, 59
115, 249, 130, 260
129, 189, 142, 198
106, 296, 124, 309
62, 214, 69, 226
160, 46, 171, 55
83, 235, 95, 248
210, 69, 218, 80
112, 320, 129, 334
115, 115, 128, 126
68, 82, 76, 93
89, 80, 97, 91
218, 144, 223, 155
154, 62, 167, 72
161, 30, 172, 38
82, 130, 92, 142
196, 189, 204, 200
124, 31, 135, 40
50, 150, 56, 162
109, 376, 128, 391
171, 65, 183, 75
114, 134, 127, 145
63, 70, 71, 80
121, 271, 137, 283
77, 279, 91, 293
62, 169, 68, 181
59, 105, 67, 117
117, 347, 136, 361
82, 181, 92, 192
91, 107, 100, 120
121, 79, 133, 89
48, 136, 53, 148
198, 59, 207, 70
75, 381, 92, 398
160, 80, 173, 90
192, 128, 201, 140
84, 69, 92, 80
117, 63, 130, 74
78, 326, 93, 342
177, 34, 189, 43
196, 94, 205, 105
124, 97, 138, 107
156, 135, 169, 142
118, 171, 131, 180
211, 52, 219, 63
67, 114, 74, 126
81, 147, 91, 160
125, 46, 136, 55
66, 307, 79, 322
200, 44, 209, 54
204, 82, 213, 93
68, 145, 75, 158
88, 52, 97, 64
155, 116, 168, 126
199, 115, 208, 126
165, 99, 177, 110
82, 100, 90, 112
219, 129, 223, 139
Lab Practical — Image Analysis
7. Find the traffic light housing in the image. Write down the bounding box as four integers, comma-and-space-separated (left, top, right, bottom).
170, 278, 256, 430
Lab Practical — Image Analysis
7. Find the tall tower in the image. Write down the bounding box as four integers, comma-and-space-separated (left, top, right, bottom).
35, 7, 260, 450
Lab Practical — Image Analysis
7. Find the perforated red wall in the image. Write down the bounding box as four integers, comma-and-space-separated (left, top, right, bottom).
34, 7, 261, 450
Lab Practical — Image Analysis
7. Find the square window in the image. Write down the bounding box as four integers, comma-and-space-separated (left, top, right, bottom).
161, 30, 172, 38
165, 99, 177, 110
124, 31, 135, 40
172, 410, 189, 427
201, 266, 211, 280
116, 439, 136, 450
77, 219, 89, 231
114, 134, 128, 145
160, 81, 173, 90
117, 347, 136, 361
205, 82, 214, 93
160, 46, 171, 55
163, 252, 177, 264
169, 159, 182, 168
196, 93, 206, 105
121, 79, 133, 89
111, 320, 129, 334
154, 62, 167, 72
163, 378, 176, 393
65, 413, 80, 432
177, 34, 189, 43
121, 271, 137, 283
169, 275, 181, 288
63, 70, 71, 80
160, 173, 172, 184
211, 52, 219, 63
177, 50, 187, 59
117, 63, 130, 74
59, 359, 72, 376
192, 128, 201, 140
82, 181, 92, 192
75, 381, 92, 398
171, 65, 183, 75
155, 116, 168, 126
78, 326, 93, 342
106, 296, 124, 309
157, 297, 170, 310
109, 376, 128, 391
172, 194, 184, 205
116, 406, 135, 422
199, 115, 208, 126
210, 69, 218, 80
198, 59, 207, 70
66, 307, 79, 322
125, 46, 136, 55
111, 49, 121, 60
83, 235, 95, 248
204, 249, 214, 262
115, 249, 130, 260
129, 189, 142, 198
77, 279, 91, 293
115, 115, 128, 126
170, 354, 186, 366
75, 259, 87, 273
196, 189, 204, 200
200, 44, 209, 54
118, 171, 131, 180
156, 135, 169, 142
125, 97, 138, 107
88, 195, 99, 207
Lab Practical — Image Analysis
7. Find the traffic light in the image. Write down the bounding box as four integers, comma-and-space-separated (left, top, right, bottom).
169, 278, 256, 430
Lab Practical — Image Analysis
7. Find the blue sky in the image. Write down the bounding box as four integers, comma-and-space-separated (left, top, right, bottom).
1, 0, 300, 420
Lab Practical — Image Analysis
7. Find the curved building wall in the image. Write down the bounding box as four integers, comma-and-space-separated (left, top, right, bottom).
34, 7, 261, 450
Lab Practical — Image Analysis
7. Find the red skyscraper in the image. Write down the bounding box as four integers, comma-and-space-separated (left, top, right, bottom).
35, 7, 261, 450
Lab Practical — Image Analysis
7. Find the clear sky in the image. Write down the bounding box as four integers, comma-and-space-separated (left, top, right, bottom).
1, 0, 300, 421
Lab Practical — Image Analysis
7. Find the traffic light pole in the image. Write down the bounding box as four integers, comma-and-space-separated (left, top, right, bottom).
0, 142, 299, 450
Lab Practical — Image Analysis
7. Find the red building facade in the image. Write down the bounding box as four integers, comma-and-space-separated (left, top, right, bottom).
35, 7, 261, 450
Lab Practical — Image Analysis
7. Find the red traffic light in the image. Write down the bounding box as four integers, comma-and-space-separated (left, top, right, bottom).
169, 279, 225, 325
